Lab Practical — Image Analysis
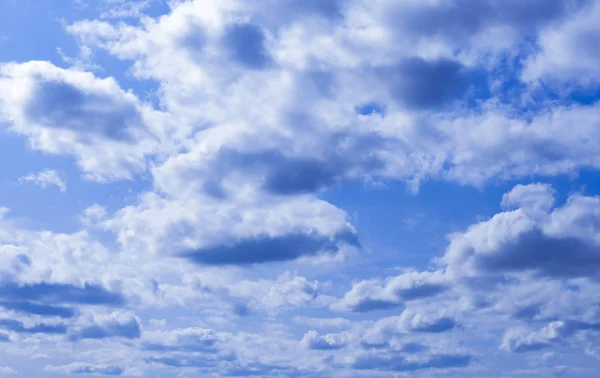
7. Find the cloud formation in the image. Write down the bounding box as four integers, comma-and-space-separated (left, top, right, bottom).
0, 0, 599, 376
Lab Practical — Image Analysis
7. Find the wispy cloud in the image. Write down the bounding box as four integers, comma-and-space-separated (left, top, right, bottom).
19, 169, 67, 193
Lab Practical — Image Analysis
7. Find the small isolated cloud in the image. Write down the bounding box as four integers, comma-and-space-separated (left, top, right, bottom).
373, 310, 458, 335
19, 169, 66, 193
301, 330, 348, 350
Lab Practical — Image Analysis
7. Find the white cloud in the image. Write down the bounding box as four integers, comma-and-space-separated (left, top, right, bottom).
501, 183, 555, 213
1, 0, 600, 376
0, 61, 172, 181
0, 367, 15, 375
332, 270, 448, 312
19, 169, 67, 193
523, 1, 600, 85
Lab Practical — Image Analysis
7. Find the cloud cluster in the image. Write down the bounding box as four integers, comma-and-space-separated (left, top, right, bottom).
0, 0, 599, 376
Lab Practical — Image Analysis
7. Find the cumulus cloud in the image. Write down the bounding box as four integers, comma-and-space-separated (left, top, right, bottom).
501, 183, 556, 212
443, 189, 600, 280
332, 270, 448, 312
0, 0, 600, 376
502, 320, 600, 353
0, 61, 167, 181
19, 169, 67, 193
523, 0, 600, 85
301, 330, 348, 350
182, 231, 358, 266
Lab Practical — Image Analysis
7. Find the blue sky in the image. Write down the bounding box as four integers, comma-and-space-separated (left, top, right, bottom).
1, 0, 600, 377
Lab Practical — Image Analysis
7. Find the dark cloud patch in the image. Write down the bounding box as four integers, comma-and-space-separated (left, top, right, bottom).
474, 231, 600, 279
224, 362, 303, 377
360, 341, 390, 350
289, 0, 344, 20
387, 0, 591, 40
0, 282, 126, 307
0, 332, 9, 342
263, 157, 344, 195
145, 355, 225, 368
343, 298, 399, 313
223, 23, 271, 69
395, 283, 447, 301
401, 343, 428, 353
24, 79, 141, 140
513, 303, 543, 321
0, 319, 67, 334
232, 303, 250, 317
379, 57, 476, 109
72, 365, 123, 376
181, 231, 358, 266
69, 318, 141, 341
202, 134, 385, 198
353, 353, 471, 372
0, 300, 76, 318
413, 317, 457, 333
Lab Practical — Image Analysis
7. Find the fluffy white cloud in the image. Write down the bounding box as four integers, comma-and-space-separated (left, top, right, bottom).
0, 61, 171, 181
332, 269, 448, 312
523, 0, 600, 85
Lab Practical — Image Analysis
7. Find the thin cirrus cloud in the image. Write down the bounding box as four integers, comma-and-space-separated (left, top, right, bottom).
0, 0, 598, 377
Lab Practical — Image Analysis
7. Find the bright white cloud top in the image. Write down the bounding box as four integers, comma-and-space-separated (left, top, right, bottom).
0, 0, 599, 377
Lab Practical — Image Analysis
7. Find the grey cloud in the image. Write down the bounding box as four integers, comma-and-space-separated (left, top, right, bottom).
181, 230, 358, 266
0, 282, 126, 307
24, 79, 142, 141
302, 330, 347, 350
333, 271, 448, 313
387, 0, 590, 40
69, 316, 141, 341
352, 353, 471, 372
0, 318, 67, 335
223, 23, 271, 69
0, 300, 76, 319
45, 363, 124, 376
379, 57, 478, 110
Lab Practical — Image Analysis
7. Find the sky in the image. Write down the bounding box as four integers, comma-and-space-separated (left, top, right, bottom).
0, 0, 600, 377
